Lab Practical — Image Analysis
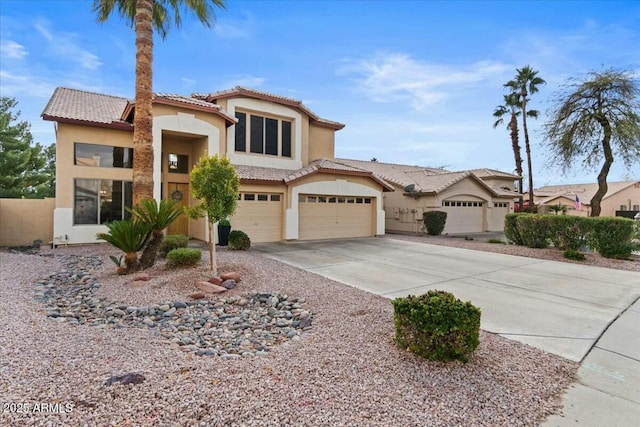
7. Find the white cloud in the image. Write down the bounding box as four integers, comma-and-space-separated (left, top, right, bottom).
337, 52, 512, 111
0, 40, 27, 59
34, 22, 102, 70
0, 70, 55, 98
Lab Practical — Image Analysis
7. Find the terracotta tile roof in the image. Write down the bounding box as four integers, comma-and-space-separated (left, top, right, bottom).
335, 158, 445, 188
234, 160, 393, 191
468, 168, 521, 179
404, 170, 472, 193
533, 181, 640, 204
234, 165, 296, 182
41, 87, 131, 127
193, 86, 345, 130
151, 93, 236, 124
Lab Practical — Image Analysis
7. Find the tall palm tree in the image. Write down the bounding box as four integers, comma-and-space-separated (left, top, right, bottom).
93, 0, 225, 205
505, 66, 545, 211
493, 92, 540, 208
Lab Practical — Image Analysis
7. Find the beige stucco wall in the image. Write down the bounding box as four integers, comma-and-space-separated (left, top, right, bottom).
308, 125, 335, 162
55, 123, 134, 208
603, 186, 640, 216
382, 185, 430, 233
0, 198, 55, 246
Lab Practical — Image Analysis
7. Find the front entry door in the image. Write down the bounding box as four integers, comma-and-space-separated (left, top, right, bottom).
167, 182, 189, 236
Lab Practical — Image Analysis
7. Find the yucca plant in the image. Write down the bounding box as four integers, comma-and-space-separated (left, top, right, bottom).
129, 198, 184, 269
97, 219, 152, 274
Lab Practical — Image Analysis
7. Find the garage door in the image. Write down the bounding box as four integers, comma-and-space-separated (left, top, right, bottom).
299, 195, 375, 240
440, 200, 484, 233
230, 192, 283, 243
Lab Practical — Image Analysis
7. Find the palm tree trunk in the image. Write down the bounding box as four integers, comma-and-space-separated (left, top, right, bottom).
591, 119, 613, 217
509, 114, 523, 178
521, 94, 535, 212
133, 0, 154, 206
139, 230, 163, 269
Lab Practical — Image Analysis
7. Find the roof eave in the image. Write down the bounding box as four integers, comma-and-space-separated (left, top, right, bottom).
41, 115, 133, 131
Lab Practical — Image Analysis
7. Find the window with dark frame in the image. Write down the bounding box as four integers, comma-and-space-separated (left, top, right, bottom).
168, 153, 189, 173
235, 111, 293, 158
74, 179, 132, 225
74, 143, 133, 168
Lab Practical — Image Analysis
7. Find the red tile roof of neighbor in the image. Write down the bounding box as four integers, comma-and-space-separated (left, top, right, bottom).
533, 181, 640, 204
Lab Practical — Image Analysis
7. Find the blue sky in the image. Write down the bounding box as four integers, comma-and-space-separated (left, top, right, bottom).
1, 0, 639, 187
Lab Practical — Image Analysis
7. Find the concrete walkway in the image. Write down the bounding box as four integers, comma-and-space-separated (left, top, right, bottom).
254, 237, 640, 426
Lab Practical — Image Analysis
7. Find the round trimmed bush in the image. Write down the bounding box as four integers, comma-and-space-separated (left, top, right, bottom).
392, 290, 481, 363
228, 230, 251, 250
159, 234, 189, 257
166, 247, 202, 268
423, 211, 447, 236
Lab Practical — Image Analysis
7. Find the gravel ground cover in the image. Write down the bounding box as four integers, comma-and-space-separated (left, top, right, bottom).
1, 243, 576, 426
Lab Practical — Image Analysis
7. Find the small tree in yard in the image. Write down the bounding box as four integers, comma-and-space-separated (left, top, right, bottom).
187, 154, 239, 273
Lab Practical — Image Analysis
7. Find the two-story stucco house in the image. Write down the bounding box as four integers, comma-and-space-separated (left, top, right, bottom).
42, 86, 393, 245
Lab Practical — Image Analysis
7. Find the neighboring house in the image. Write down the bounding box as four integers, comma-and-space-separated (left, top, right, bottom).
41, 86, 392, 244
334, 159, 519, 234
528, 181, 640, 217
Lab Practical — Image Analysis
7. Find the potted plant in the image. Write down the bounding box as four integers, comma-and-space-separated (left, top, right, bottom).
217, 219, 231, 246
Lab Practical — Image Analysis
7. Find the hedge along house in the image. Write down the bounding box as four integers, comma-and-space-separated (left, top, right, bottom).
335, 159, 520, 234
41, 86, 392, 245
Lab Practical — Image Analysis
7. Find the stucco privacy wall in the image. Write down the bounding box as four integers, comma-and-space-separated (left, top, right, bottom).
0, 198, 55, 246
224, 98, 304, 170
286, 175, 385, 239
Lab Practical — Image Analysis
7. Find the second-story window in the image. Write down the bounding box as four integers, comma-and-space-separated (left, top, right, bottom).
234, 111, 292, 158
75, 143, 133, 168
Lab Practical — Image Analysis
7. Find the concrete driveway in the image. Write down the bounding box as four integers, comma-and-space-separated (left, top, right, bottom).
254, 237, 640, 426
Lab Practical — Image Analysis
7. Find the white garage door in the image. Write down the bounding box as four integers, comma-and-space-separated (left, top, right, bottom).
440, 200, 485, 233
230, 192, 283, 243
299, 194, 375, 240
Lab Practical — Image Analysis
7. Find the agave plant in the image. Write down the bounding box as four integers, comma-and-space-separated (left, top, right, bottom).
97, 219, 152, 274
129, 198, 184, 269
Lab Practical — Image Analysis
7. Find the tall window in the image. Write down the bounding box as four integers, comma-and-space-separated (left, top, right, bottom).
74, 179, 132, 225
74, 143, 133, 168
235, 111, 292, 157
168, 153, 189, 173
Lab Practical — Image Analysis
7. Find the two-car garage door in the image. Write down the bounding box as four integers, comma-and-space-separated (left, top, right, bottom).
299, 194, 375, 240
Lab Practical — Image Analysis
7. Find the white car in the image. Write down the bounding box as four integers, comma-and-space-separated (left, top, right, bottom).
635, 212, 640, 220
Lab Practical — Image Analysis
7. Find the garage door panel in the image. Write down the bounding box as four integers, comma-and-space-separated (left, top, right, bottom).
299, 195, 374, 240
440, 200, 484, 233
231, 193, 282, 243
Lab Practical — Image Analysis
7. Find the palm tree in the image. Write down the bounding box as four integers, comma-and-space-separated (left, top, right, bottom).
505, 66, 545, 211
93, 0, 225, 205
493, 92, 540, 209
130, 198, 184, 268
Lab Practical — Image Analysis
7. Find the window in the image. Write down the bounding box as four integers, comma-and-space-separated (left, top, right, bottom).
257, 194, 269, 201
620, 205, 626, 211
364, 198, 372, 204
235, 111, 293, 158
74, 179, 132, 225
74, 143, 133, 168
168, 153, 189, 173
270, 195, 281, 202
244, 194, 255, 201
338, 197, 346, 203
494, 202, 509, 208
308, 196, 317, 203
318, 196, 327, 203
328, 197, 336, 203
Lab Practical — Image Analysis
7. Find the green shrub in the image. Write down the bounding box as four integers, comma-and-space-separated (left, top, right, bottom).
166, 248, 202, 268
504, 213, 524, 245
423, 211, 447, 236
228, 230, 251, 250
392, 290, 481, 363
547, 216, 590, 251
487, 238, 505, 244
588, 217, 639, 260
159, 234, 189, 257
515, 214, 551, 248
218, 219, 230, 226
564, 249, 586, 261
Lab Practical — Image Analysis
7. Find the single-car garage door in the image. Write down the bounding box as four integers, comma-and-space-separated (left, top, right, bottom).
440, 200, 485, 233
231, 192, 283, 243
298, 194, 375, 240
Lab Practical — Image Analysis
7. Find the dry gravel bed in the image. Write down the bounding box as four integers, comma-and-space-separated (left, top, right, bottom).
387, 233, 640, 272
1, 244, 576, 426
